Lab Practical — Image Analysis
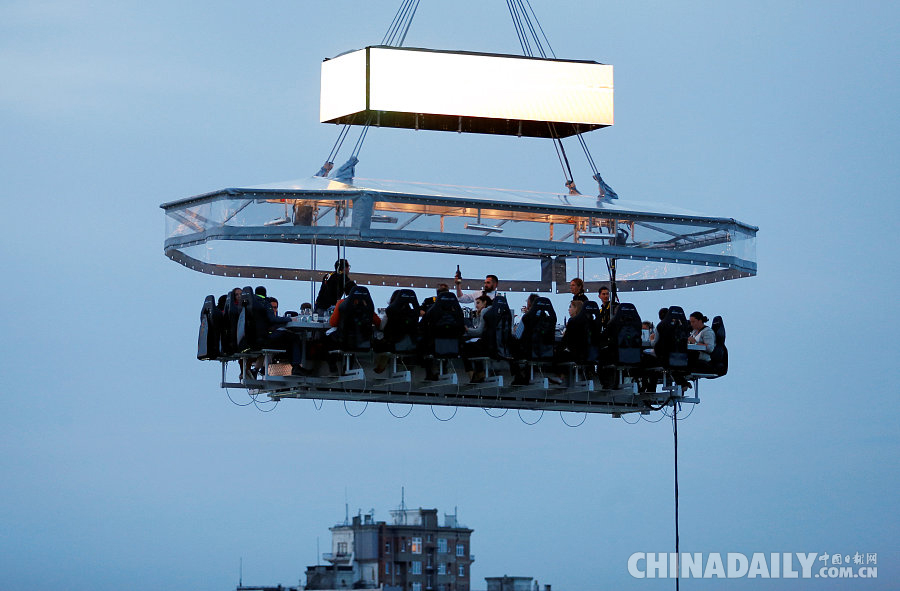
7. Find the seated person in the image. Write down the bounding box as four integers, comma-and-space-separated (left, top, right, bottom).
462, 295, 492, 380
419, 284, 450, 317
329, 289, 382, 337
641, 321, 653, 346
688, 311, 715, 370
648, 307, 667, 348
512, 293, 539, 340
556, 300, 586, 362
250, 291, 307, 377
552, 299, 587, 384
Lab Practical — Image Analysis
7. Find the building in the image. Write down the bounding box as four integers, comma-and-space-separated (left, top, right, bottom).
305, 508, 474, 591
485, 576, 549, 591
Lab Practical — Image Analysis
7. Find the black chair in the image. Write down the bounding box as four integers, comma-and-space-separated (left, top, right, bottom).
336, 286, 377, 352
423, 291, 465, 357
220, 290, 242, 355
521, 297, 557, 361
482, 295, 512, 360
578, 300, 604, 363
235, 286, 257, 350
608, 302, 643, 365
709, 315, 728, 377
655, 306, 689, 368
383, 289, 420, 353
197, 295, 220, 360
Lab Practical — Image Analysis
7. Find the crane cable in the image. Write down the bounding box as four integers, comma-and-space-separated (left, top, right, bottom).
317, 0, 421, 176
506, 1, 612, 197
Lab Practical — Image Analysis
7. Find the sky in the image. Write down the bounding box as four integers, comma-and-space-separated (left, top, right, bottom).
1, 1, 898, 590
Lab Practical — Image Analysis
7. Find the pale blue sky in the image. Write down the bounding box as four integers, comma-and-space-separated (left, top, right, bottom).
1, 1, 898, 590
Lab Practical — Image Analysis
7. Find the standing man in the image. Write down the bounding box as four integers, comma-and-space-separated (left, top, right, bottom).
456, 273, 499, 304
598, 285, 612, 327
315, 258, 356, 314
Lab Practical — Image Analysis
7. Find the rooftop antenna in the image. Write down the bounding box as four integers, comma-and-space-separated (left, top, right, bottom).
316, 537, 320, 566
239, 556, 243, 588
344, 487, 350, 526
401, 486, 406, 512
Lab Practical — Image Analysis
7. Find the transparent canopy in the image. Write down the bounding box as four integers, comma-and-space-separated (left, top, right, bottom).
161, 176, 756, 293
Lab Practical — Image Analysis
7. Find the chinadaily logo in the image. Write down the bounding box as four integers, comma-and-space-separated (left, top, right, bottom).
628, 552, 878, 579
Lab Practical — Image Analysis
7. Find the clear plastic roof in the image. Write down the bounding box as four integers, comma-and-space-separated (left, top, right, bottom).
162, 176, 756, 293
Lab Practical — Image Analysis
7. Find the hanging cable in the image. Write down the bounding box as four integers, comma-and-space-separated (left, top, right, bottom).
505, 0, 531, 56
673, 401, 681, 591
343, 400, 369, 417
382, 0, 412, 45
397, 0, 421, 46
559, 411, 587, 427
515, 0, 546, 57
430, 405, 458, 422
321, 0, 422, 176
524, 0, 556, 57
254, 398, 279, 412
388, 403, 414, 419
517, 408, 544, 425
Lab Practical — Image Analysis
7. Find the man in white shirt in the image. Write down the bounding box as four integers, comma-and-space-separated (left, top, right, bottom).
456, 273, 499, 304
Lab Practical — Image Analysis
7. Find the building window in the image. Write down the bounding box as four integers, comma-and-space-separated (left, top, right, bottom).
437, 563, 446, 575
338, 542, 348, 555
426, 534, 432, 542
412, 537, 422, 554
412, 583, 422, 591
412, 561, 422, 575
385, 563, 391, 575
437, 539, 447, 553
458, 565, 465, 577
385, 542, 391, 553
455, 544, 464, 557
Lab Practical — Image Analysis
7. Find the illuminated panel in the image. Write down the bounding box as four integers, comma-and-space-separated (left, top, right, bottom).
319, 49, 368, 124
320, 46, 613, 138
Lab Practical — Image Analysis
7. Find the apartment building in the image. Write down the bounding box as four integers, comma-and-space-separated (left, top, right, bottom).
305, 508, 474, 591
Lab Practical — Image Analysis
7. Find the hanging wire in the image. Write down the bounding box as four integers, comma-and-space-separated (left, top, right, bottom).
382, 0, 413, 44
515, 0, 546, 57
559, 411, 587, 427
524, 0, 556, 57
327, 125, 352, 164
388, 403, 414, 419
482, 407, 509, 418
517, 408, 544, 425
343, 400, 369, 417
225, 387, 254, 407
673, 401, 681, 591
312, 398, 324, 410
397, 0, 421, 46
641, 410, 667, 423
254, 398, 279, 412
621, 412, 641, 425
320, 0, 421, 175
430, 405, 459, 422
505, 0, 531, 56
